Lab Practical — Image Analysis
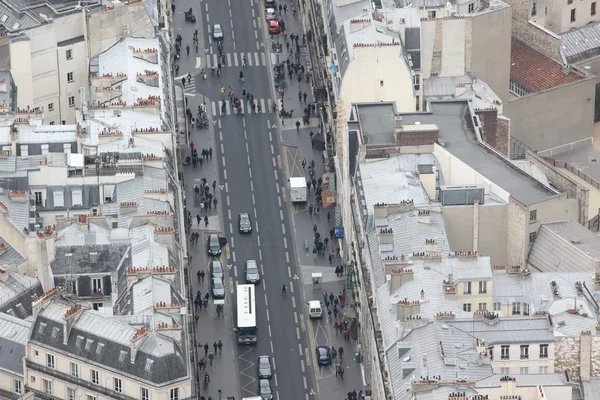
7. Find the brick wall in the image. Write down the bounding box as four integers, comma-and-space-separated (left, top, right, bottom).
397, 129, 439, 147
525, 152, 589, 224
496, 117, 510, 156
475, 109, 511, 156
503, 0, 561, 59
365, 145, 400, 157
507, 198, 528, 266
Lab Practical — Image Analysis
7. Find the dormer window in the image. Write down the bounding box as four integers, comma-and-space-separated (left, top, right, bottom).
85, 339, 94, 351
96, 342, 105, 354
119, 350, 127, 362
144, 358, 154, 371
76, 335, 84, 347
90, 252, 98, 263
38, 322, 47, 335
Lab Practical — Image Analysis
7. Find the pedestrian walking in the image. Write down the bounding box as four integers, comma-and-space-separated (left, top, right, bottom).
328, 253, 333, 264
324, 237, 329, 248
213, 341, 218, 354
340, 367, 345, 380
217, 340, 223, 354
329, 228, 335, 239
334, 322, 339, 335
327, 211, 331, 222
338, 346, 344, 359
204, 343, 209, 357
195, 314, 199, 324
303, 92, 308, 102
197, 270, 202, 282
200, 270, 205, 282
208, 351, 215, 365
197, 214, 201, 226
204, 215, 209, 227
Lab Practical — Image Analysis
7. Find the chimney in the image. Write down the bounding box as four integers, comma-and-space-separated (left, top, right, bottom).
373, 203, 389, 219
418, 210, 431, 224
0, 265, 9, 282
130, 326, 149, 363
63, 304, 83, 345
31, 288, 59, 320
580, 331, 592, 381
394, 116, 403, 131
424, 238, 437, 252
379, 228, 394, 244
397, 299, 420, 321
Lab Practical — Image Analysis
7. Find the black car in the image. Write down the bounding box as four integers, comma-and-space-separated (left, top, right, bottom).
257, 355, 272, 379
211, 277, 225, 299
258, 379, 273, 400
245, 260, 260, 284
207, 234, 222, 256
238, 213, 252, 233
316, 346, 331, 365
265, 0, 275, 7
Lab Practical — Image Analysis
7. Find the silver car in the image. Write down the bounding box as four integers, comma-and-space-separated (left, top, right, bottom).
259, 379, 273, 400
238, 213, 252, 233
211, 261, 224, 279
258, 355, 272, 379
245, 260, 260, 284
212, 277, 225, 299
213, 24, 224, 40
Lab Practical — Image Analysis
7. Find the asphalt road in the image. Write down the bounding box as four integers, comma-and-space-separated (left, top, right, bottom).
174, 0, 321, 398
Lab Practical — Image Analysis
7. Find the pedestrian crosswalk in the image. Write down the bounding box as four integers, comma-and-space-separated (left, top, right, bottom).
211, 98, 283, 116
205, 52, 269, 69
183, 77, 196, 97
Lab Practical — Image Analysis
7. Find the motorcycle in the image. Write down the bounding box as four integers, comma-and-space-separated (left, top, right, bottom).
184, 10, 196, 23
280, 109, 292, 118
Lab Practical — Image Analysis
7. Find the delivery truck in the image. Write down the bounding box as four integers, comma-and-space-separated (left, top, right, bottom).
289, 177, 307, 203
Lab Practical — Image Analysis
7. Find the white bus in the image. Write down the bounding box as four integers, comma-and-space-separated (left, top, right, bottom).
236, 284, 257, 344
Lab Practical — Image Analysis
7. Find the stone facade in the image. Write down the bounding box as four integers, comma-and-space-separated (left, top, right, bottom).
525, 152, 590, 224
507, 198, 528, 266
503, 0, 562, 59
554, 335, 600, 382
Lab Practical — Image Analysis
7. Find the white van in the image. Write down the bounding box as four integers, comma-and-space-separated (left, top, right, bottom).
308, 300, 323, 319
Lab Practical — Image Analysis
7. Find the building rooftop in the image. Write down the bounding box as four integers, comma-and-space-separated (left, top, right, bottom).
492, 272, 598, 336
399, 102, 557, 205
527, 221, 600, 273
0, 272, 43, 319
355, 103, 396, 144
552, 144, 600, 184
510, 38, 584, 93
476, 373, 568, 388
446, 317, 555, 344
51, 244, 130, 275
123, 274, 183, 315
0, 312, 32, 376
561, 22, 600, 64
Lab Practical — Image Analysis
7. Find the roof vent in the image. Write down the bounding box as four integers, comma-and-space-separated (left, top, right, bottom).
571, 239, 581, 245
144, 358, 154, 371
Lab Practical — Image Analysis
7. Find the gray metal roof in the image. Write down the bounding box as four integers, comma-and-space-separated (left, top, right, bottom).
0, 237, 24, 265
0, 190, 30, 233
0, 40, 10, 71
477, 373, 567, 388
553, 144, 600, 184
0, 272, 43, 319
562, 22, 600, 63
356, 103, 396, 144
582, 379, 600, 400
527, 221, 600, 273
0, 71, 14, 110
30, 314, 188, 385
51, 244, 130, 275
0, 312, 31, 375
398, 102, 557, 205
446, 317, 555, 344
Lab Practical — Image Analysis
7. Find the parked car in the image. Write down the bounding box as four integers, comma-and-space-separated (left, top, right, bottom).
238, 213, 252, 233
316, 346, 331, 365
265, 0, 276, 7
257, 355, 272, 379
211, 261, 224, 279
211, 277, 225, 299
258, 379, 273, 400
245, 260, 261, 284
213, 24, 224, 40
268, 20, 281, 35
265, 8, 277, 20
207, 234, 222, 256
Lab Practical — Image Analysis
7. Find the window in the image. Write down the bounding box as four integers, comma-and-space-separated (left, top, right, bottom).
120, 350, 128, 362
72, 190, 83, 206
379, 80, 384, 86
478, 281, 487, 294
76, 335, 84, 347
531, 2, 537, 15
545, 6, 548, 14
64, 143, 72, 154
53, 191, 64, 207
462, 303, 471, 312
34, 350, 39, 357
413, 74, 420, 90
68, 96, 75, 107
85, 339, 94, 351
529, 209, 537, 222
114, 378, 122, 393
31, 376, 36, 383
35, 192, 42, 204
463, 281, 471, 295
512, 302, 521, 315
90, 252, 98, 263
20, 145, 28, 157
520, 367, 529, 374
145, 358, 154, 372
43, 379, 52, 394
49, 121, 54, 125
41, 144, 49, 155
539, 366, 549, 374
13, 379, 22, 394
529, 232, 537, 243
46, 354, 55, 369
468, 2, 474, 12
415, 96, 420, 111
540, 344, 549, 358
501, 345, 510, 360
48, 103, 54, 111
571, 8, 576, 22
87, 395, 96, 400
70, 362, 79, 377
67, 388, 76, 400
523, 303, 530, 316
478, 303, 487, 311
500, 367, 510, 375
90, 369, 99, 384
568, 0, 573, 4
92, 303, 103, 311
493, 302, 502, 312
520, 345, 529, 359
170, 388, 179, 400
592, 1, 596, 15
67, 72, 74, 82
92, 278, 103, 294
427, 10, 436, 18
66, 49, 72, 60
140, 387, 150, 400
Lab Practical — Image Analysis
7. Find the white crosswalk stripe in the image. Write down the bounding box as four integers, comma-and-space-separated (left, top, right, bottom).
204, 52, 268, 69
211, 98, 276, 116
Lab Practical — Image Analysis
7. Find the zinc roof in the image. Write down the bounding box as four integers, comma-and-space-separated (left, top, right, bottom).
562, 22, 600, 63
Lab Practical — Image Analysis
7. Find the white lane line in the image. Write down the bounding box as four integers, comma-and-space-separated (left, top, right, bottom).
232, 251, 237, 263
226, 196, 230, 206
257, 235, 261, 246
254, 208, 258, 219
252, 8, 255, 17
225, 182, 229, 193
256, 41, 259, 50
252, 194, 256, 204
228, 209, 232, 220
303, 377, 307, 390
274, 375, 278, 388
205, 3, 208, 11
254, 52, 260, 66
284, 237, 288, 248
287, 266, 292, 277
294, 311, 298, 324
296, 327, 300, 340
286, 252, 290, 263
234, 265, 238, 277
291, 296, 296, 308
274, 170, 278, 180
269, 131, 273, 142
300, 360, 305, 373
232, 30, 236, 40
268, 325, 272, 337
249, 168, 252, 179
208, 25, 211, 33
223, 169, 227, 179
260, 263, 265, 275
230, 237, 235, 248
195, 57, 202, 68
264, 293, 268, 306
229, 8, 232, 17
218, 120, 222, 129
247, 155, 251, 165
281, 223, 286, 235
220, 143, 224, 153
271, 144, 275, 154
272, 359, 276, 370
261, 52, 266, 66
206, 13, 210, 22
259, 249, 263, 260
280, 210, 284, 220
266, 119, 271, 129
253, 19, 257, 28
266, 309, 270, 321
229, 223, 233, 233
222, 156, 226, 166
255, 30, 258, 39
278, 197, 282, 207
298, 343, 303, 356
250, 181, 254, 192
243, 119, 246, 128
244, 130, 248, 140
270, 341, 274, 353
262, 278, 266, 290
246, 142, 249, 152
276, 183, 280, 193
272, 157, 276, 167
290, 282, 294, 293
219, 131, 223, 141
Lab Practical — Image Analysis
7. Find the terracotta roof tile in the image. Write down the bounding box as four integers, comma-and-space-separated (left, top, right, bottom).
510, 38, 582, 93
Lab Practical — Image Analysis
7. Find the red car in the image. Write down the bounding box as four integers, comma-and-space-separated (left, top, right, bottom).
268, 20, 281, 34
